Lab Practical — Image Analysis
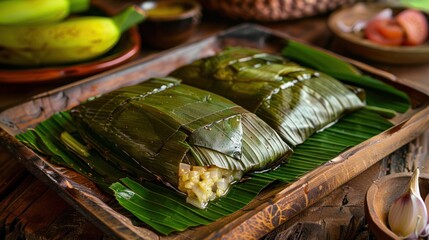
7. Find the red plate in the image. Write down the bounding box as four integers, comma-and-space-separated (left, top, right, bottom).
0, 27, 140, 84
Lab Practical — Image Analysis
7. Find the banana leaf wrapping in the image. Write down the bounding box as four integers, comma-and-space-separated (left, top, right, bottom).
70, 77, 291, 193
171, 48, 366, 146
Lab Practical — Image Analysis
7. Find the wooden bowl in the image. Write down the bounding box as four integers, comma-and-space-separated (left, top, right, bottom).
328, 3, 429, 65
0, 6, 141, 84
138, 0, 201, 49
365, 172, 429, 239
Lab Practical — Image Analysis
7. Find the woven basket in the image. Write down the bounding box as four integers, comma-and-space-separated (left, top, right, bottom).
200, 0, 359, 21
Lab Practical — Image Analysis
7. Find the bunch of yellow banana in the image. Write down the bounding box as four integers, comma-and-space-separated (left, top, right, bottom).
0, 0, 89, 25
0, 1, 145, 66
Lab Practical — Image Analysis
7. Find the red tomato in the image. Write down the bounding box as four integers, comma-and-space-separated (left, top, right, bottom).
365, 18, 404, 46
396, 9, 428, 46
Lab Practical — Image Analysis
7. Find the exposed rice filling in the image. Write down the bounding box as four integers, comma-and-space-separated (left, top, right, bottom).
178, 163, 243, 209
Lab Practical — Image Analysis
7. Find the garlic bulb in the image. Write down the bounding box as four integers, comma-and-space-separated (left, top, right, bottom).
388, 169, 428, 239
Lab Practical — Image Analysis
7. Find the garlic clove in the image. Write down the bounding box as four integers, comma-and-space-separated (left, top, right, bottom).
425, 193, 429, 219
388, 169, 428, 239
422, 192, 429, 237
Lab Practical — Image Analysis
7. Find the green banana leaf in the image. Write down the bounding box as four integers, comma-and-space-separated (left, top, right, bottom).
171, 47, 365, 147
399, 0, 429, 12
15, 44, 409, 235
17, 107, 392, 235
282, 40, 410, 113
109, 108, 393, 235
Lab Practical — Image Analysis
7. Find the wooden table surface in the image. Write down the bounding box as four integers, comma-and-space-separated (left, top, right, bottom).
1, 4, 429, 239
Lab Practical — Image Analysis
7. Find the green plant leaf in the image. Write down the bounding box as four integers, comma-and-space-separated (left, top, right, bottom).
282, 40, 411, 113
107, 109, 392, 234
16, 46, 401, 235
16, 107, 392, 235
281, 40, 361, 75
399, 0, 429, 12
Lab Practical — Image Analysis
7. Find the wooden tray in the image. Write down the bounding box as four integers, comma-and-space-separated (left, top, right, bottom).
1, 24, 429, 239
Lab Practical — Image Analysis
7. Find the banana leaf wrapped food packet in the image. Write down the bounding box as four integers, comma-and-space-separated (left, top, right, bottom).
171, 47, 366, 147
71, 77, 292, 208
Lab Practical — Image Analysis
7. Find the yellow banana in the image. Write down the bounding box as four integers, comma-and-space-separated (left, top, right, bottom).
0, 0, 89, 25
0, 6, 145, 66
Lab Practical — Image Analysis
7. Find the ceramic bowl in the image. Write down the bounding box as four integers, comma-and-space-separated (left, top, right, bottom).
328, 3, 429, 65
139, 0, 201, 49
0, 5, 141, 84
365, 172, 429, 239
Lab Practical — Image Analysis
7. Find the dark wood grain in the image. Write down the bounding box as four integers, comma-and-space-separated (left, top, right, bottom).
0, 145, 104, 240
